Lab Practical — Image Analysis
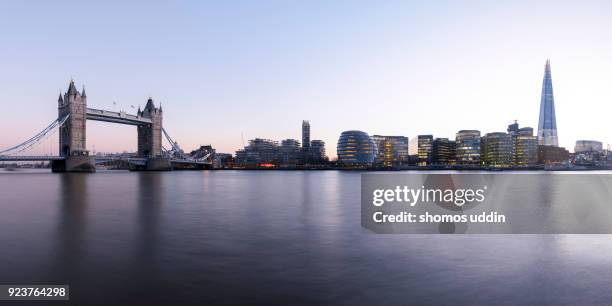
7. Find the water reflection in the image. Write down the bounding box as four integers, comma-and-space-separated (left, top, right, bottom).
56, 173, 89, 281
1, 171, 612, 305
130, 173, 164, 301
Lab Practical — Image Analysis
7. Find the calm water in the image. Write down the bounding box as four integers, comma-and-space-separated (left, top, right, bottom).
1, 169, 612, 305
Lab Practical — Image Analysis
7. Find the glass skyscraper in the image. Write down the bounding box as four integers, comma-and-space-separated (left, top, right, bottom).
537, 59, 559, 147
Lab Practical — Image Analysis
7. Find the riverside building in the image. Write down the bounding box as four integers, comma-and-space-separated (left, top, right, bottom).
372, 135, 409, 165
573, 140, 605, 166
455, 130, 481, 166
235, 138, 280, 166
302, 120, 310, 150
337, 130, 377, 166
507, 121, 538, 166
280, 139, 302, 164
481, 132, 512, 167
417, 135, 434, 166
433, 138, 456, 165
538, 145, 570, 165
382, 139, 394, 167
574, 140, 603, 153
308, 140, 327, 162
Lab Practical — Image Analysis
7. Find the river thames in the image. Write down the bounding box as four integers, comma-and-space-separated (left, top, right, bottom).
1, 169, 612, 305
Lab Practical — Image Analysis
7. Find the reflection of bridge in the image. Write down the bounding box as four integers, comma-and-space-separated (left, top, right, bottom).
0, 80, 214, 172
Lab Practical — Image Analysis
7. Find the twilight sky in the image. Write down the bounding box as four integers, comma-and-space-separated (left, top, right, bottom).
1, 1, 612, 158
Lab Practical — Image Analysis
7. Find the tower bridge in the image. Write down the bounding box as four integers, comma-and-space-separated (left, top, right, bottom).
86, 108, 153, 125
0, 80, 214, 172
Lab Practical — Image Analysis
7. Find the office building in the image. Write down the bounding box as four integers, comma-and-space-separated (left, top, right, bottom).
417, 135, 434, 166
371, 135, 409, 164
337, 130, 377, 165
537, 60, 559, 146
382, 139, 394, 168
371, 135, 386, 163
508, 121, 538, 166
455, 130, 481, 165
538, 145, 569, 165
448, 140, 457, 165
433, 138, 455, 165
514, 132, 538, 166
481, 132, 512, 167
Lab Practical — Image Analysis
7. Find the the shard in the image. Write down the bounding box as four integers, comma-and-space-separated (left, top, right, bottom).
537, 59, 558, 146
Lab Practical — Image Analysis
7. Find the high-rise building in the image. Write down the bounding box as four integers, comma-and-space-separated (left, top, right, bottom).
481, 132, 512, 167
507, 121, 519, 135
448, 140, 457, 165
370, 135, 386, 162
388, 136, 409, 162
537, 60, 559, 147
337, 131, 377, 165
371, 135, 409, 164
302, 120, 310, 150
515, 131, 538, 166
507, 121, 538, 166
433, 138, 453, 165
417, 135, 434, 166
456, 130, 481, 165
382, 139, 394, 168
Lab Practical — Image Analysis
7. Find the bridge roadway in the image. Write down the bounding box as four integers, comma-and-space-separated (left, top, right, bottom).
0, 155, 65, 161
0, 155, 211, 166
86, 108, 152, 125
94, 156, 148, 166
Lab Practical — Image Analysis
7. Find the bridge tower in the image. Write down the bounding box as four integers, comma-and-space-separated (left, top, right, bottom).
58, 80, 88, 157
137, 98, 163, 158
135, 98, 171, 171
53, 80, 95, 172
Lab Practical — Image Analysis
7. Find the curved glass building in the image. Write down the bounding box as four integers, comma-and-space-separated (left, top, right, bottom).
337, 131, 377, 165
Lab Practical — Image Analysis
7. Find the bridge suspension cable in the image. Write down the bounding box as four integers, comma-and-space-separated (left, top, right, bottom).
162, 128, 215, 164
162, 128, 181, 153
0, 114, 69, 155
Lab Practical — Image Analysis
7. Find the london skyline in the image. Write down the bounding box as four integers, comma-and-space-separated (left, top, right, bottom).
2, 1, 612, 158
